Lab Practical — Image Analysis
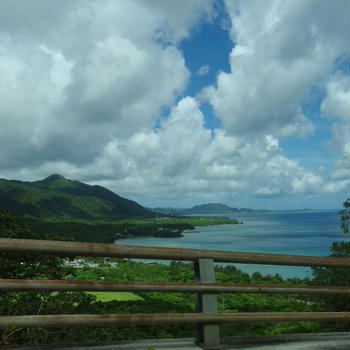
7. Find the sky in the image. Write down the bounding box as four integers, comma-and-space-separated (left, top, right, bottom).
0, 0, 349, 210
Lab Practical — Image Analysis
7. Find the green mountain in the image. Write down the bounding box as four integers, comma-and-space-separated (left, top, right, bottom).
0, 174, 155, 220
183, 203, 239, 214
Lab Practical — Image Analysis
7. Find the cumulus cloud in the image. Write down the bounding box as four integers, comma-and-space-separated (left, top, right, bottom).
321, 72, 350, 122
321, 72, 350, 184
0, 0, 213, 169
203, 0, 349, 137
0, 0, 348, 208
6, 97, 345, 207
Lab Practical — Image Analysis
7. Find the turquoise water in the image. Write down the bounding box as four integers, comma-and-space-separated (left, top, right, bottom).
115, 211, 349, 278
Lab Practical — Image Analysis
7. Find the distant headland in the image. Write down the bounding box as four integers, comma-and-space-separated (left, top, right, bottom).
151, 203, 313, 215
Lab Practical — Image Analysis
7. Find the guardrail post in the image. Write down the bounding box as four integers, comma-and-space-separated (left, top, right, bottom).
194, 258, 220, 348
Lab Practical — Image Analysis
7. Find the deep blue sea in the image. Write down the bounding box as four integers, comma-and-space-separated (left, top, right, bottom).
116, 210, 349, 278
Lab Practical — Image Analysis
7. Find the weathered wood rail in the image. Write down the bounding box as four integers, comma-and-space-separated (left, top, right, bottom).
0, 237, 349, 348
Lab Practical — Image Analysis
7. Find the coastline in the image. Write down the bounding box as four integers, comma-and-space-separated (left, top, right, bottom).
115, 210, 347, 278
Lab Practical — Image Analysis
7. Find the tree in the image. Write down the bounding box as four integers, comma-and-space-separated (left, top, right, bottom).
309, 200, 350, 331
339, 198, 350, 235
311, 200, 350, 289
0, 209, 96, 345
0, 210, 191, 345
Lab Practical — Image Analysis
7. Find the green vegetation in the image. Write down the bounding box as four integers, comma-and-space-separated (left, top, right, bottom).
0, 201, 348, 346
0, 209, 96, 345
0, 174, 155, 220
0, 175, 239, 243
24, 216, 239, 243
86, 292, 144, 302
153, 216, 239, 226
339, 197, 349, 234
307, 199, 350, 331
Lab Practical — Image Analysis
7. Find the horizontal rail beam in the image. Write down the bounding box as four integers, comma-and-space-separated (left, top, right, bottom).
0, 238, 349, 267
1, 279, 349, 295
0, 312, 348, 328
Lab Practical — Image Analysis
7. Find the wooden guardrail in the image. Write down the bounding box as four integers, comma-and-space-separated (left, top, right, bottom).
0, 237, 349, 348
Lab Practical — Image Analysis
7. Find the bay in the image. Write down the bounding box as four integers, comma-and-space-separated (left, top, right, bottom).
115, 210, 349, 278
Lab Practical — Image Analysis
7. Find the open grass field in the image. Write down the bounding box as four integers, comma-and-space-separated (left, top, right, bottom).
86, 291, 144, 302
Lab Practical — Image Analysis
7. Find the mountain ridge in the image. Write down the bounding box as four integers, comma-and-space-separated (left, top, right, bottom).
0, 174, 155, 220
152, 203, 313, 215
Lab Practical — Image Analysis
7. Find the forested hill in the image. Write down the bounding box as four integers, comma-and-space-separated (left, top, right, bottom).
0, 174, 155, 220
184, 203, 251, 214
153, 203, 313, 215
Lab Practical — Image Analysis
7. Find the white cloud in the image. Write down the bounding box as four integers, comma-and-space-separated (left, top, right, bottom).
255, 187, 281, 197
320, 71, 350, 184
6, 97, 346, 207
142, 0, 214, 44
321, 72, 350, 122
291, 172, 348, 195
0, 0, 211, 169
197, 65, 210, 76
203, 0, 349, 137
0, 0, 348, 209
0, 36, 74, 159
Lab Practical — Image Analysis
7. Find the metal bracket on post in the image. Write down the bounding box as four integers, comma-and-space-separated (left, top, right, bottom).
194, 258, 220, 348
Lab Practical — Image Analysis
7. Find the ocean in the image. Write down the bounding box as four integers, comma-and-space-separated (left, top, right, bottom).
115, 210, 349, 278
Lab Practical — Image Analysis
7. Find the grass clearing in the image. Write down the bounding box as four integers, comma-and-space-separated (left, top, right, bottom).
86, 291, 144, 302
